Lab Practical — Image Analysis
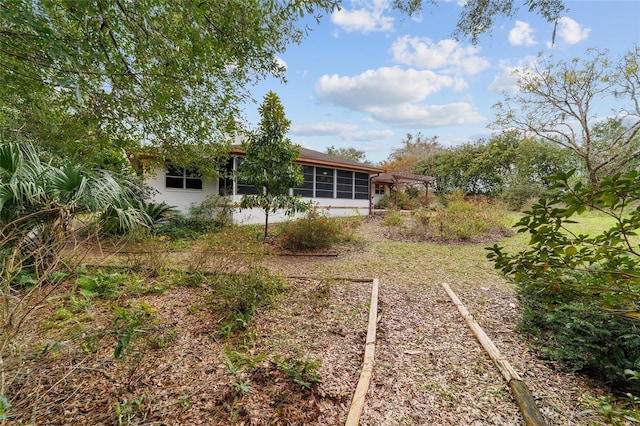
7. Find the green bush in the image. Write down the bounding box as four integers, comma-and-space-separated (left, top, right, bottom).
277, 208, 345, 251
517, 274, 640, 389
488, 170, 640, 392
500, 183, 553, 210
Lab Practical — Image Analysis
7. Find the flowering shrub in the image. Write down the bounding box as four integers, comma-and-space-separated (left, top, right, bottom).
278, 208, 344, 251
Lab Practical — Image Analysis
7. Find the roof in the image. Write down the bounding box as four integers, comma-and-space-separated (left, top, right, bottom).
230, 145, 385, 174
372, 172, 435, 185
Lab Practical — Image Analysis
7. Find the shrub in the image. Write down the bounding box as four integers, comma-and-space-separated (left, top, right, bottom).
488, 170, 640, 392
500, 183, 553, 210
208, 267, 286, 336
154, 195, 232, 238
410, 198, 511, 240
277, 208, 344, 251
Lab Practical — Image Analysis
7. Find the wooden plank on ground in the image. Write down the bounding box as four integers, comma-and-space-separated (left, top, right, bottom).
345, 278, 379, 426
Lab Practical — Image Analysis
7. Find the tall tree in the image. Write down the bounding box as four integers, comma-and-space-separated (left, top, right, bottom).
382, 132, 442, 173
326, 146, 368, 164
236, 92, 308, 239
0, 0, 339, 171
493, 48, 640, 186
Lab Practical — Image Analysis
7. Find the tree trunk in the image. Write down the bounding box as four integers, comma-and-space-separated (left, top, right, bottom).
263, 211, 269, 240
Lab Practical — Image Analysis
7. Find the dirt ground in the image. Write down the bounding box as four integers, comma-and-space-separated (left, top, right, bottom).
2, 217, 613, 425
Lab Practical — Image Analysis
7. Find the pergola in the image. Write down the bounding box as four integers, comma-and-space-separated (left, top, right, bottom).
372, 172, 436, 206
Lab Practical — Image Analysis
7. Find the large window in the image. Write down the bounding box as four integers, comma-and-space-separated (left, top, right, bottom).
234, 157, 259, 195
337, 170, 353, 199
355, 172, 369, 200
315, 167, 334, 198
293, 165, 314, 197
165, 166, 202, 190
218, 158, 234, 195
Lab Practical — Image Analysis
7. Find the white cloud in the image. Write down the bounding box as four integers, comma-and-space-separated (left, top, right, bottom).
290, 123, 393, 143
315, 66, 483, 128
509, 21, 536, 46
367, 103, 484, 128
344, 130, 394, 141
390, 36, 490, 75
316, 66, 458, 110
331, 0, 394, 34
290, 122, 359, 136
556, 17, 590, 45
488, 57, 538, 93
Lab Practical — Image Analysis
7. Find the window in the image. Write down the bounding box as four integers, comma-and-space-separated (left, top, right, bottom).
355, 172, 369, 200
294, 165, 314, 197
234, 157, 259, 195
218, 158, 234, 195
165, 166, 202, 190
315, 167, 334, 198
375, 183, 385, 195
337, 170, 353, 199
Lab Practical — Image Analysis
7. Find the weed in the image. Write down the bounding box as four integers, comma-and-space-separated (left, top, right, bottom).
115, 394, 147, 425
273, 356, 322, 389
223, 347, 267, 373
231, 380, 253, 396
76, 270, 138, 299
0, 394, 10, 421
223, 397, 244, 423
208, 267, 286, 337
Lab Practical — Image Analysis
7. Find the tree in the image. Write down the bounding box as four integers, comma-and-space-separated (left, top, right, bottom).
0, 0, 339, 171
493, 48, 640, 186
393, 0, 566, 44
326, 146, 368, 164
236, 92, 308, 239
382, 133, 442, 173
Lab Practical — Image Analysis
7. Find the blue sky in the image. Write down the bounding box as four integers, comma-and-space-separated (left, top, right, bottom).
242, 0, 640, 164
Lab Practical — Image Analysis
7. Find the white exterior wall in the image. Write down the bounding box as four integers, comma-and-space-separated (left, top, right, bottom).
231, 196, 370, 225
145, 166, 372, 224
145, 166, 219, 214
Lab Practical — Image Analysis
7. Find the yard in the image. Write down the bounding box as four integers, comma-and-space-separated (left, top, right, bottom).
2, 214, 616, 425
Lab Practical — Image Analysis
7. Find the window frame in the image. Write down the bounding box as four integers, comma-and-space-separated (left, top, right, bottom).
165, 165, 203, 190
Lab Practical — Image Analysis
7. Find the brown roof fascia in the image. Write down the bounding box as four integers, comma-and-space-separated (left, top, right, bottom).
230, 146, 385, 174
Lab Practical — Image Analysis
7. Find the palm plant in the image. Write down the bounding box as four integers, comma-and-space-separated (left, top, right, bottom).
0, 141, 148, 279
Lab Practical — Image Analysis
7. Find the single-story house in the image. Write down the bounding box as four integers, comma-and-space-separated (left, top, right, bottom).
141, 147, 386, 225
372, 172, 436, 206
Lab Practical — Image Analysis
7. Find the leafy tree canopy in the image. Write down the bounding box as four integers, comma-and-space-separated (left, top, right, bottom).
392, 0, 566, 44
0, 0, 339, 171
381, 132, 442, 173
326, 145, 369, 164
0, 0, 570, 172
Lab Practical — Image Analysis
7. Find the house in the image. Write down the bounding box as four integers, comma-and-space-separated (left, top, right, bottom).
141, 147, 386, 225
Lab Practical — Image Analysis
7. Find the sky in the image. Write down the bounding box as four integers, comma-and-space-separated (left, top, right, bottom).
242, 0, 640, 164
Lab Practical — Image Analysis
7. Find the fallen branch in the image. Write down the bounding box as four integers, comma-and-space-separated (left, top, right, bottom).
441, 282, 546, 426
345, 278, 379, 426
